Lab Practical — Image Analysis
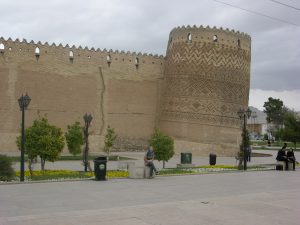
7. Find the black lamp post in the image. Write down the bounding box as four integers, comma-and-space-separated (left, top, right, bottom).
252, 111, 257, 134
18, 93, 31, 182
83, 113, 93, 172
237, 107, 252, 170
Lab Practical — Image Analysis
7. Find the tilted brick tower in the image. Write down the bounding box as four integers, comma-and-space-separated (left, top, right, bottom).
159, 25, 251, 155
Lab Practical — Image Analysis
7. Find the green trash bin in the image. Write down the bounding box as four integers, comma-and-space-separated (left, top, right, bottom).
181, 153, 192, 164
209, 154, 216, 165
94, 156, 107, 181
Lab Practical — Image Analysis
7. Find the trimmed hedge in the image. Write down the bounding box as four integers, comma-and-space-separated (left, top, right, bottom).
0, 155, 15, 181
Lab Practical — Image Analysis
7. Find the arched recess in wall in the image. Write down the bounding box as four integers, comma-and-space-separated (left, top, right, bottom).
213, 35, 218, 42
237, 39, 241, 48
69, 50, 74, 63
187, 33, 192, 42
135, 57, 139, 68
35, 47, 40, 61
0, 43, 5, 53
107, 55, 111, 66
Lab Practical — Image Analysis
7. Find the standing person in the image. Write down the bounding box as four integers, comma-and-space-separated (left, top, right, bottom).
276, 143, 288, 170
246, 146, 252, 162
144, 146, 158, 178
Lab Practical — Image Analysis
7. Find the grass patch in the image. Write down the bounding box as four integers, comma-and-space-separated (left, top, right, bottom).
196, 165, 237, 169
159, 164, 275, 175
15, 170, 129, 181
251, 152, 272, 157
252, 147, 300, 152
251, 141, 299, 151
8, 155, 134, 162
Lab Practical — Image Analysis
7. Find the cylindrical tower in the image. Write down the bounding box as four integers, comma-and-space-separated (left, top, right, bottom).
159, 25, 251, 156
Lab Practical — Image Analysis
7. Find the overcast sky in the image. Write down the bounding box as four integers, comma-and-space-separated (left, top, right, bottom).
1, 0, 299, 110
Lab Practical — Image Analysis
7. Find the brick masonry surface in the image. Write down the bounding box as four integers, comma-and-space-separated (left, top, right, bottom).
0, 25, 251, 156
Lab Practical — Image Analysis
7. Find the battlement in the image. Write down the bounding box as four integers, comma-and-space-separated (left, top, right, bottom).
0, 36, 164, 58
167, 25, 251, 51
0, 36, 164, 69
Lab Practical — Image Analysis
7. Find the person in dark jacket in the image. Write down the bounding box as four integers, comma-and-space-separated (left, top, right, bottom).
144, 146, 158, 178
276, 143, 288, 170
287, 148, 296, 170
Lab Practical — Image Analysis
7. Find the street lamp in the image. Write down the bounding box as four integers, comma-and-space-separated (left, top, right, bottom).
237, 107, 252, 170
83, 113, 93, 172
18, 93, 31, 182
251, 111, 257, 135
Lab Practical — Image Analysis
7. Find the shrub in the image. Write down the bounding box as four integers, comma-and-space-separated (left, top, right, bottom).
0, 155, 15, 181
103, 125, 117, 160
16, 117, 65, 170
149, 128, 174, 168
65, 121, 84, 156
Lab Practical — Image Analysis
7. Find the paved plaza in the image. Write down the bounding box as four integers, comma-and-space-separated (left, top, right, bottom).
1, 169, 299, 225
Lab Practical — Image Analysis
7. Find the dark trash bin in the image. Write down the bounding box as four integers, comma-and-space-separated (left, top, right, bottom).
209, 154, 217, 165
181, 153, 192, 164
94, 156, 107, 181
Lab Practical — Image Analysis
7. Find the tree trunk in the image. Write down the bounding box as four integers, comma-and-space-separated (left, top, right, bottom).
107, 150, 110, 162
238, 158, 243, 170
41, 158, 45, 171
28, 159, 33, 177
163, 160, 165, 169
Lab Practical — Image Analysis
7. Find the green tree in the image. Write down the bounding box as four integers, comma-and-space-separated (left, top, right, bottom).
237, 128, 250, 170
65, 122, 84, 156
149, 128, 174, 168
278, 110, 300, 148
103, 125, 117, 160
0, 155, 15, 181
263, 97, 286, 129
16, 117, 65, 170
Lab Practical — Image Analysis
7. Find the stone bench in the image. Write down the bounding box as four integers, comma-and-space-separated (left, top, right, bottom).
128, 163, 154, 179
276, 161, 294, 171
276, 161, 285, 170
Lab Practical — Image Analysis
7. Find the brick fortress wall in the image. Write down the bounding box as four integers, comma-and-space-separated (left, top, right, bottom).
0, 37, 164, 153
0, 25, 251, 156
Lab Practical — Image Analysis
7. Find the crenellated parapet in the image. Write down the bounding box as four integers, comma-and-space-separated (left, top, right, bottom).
0, 37, 164, 72
167, 25, 251, 52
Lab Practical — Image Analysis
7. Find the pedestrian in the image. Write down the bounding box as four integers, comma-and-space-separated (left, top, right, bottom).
144, 146, 158, 178
246, 146, 252, 162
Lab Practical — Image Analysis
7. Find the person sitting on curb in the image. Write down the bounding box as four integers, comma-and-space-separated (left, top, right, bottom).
276, 143, 288, 170
287, 148, 297, 171
144, 146, 159, 178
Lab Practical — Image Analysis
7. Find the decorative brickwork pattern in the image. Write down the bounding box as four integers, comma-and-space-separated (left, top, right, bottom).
158, 26, 251, 154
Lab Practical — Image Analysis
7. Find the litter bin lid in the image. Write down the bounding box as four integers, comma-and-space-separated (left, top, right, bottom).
94, 156, 107, 161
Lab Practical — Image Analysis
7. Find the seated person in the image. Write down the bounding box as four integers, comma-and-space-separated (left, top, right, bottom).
276, 143, 288, 170
287, 148, 296, 170
144, 146, 158, 177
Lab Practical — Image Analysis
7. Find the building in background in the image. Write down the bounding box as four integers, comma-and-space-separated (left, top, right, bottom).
247, 106, 268, 139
